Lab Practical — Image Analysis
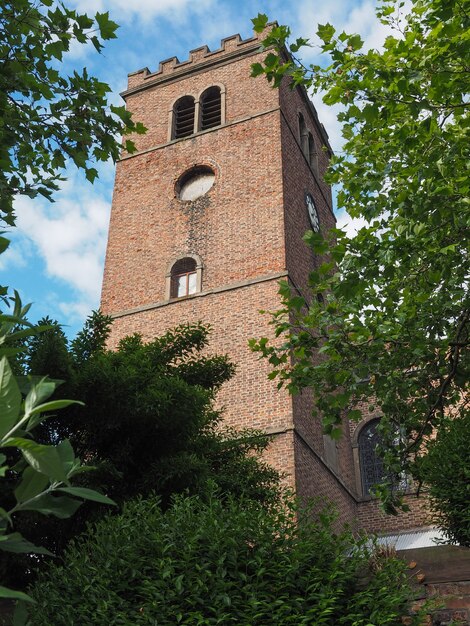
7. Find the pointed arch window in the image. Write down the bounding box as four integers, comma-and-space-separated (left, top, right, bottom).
200, 86, 222, 130
358, 419, 386, 496
173, 96, 196, 139
308, 132, 319, 178
299, 113, 309, 159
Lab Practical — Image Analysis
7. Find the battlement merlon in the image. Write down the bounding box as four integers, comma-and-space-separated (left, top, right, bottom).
122, 23, 277, 97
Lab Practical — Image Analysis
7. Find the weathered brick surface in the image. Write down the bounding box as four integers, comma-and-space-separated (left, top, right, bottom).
101, 28, 433, 536
107, 280, 294, 434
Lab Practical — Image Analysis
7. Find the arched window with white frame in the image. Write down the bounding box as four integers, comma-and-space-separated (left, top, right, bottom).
166, 255, 203, 300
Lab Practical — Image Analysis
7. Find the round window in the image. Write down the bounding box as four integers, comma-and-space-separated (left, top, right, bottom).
177, 166, 215, 201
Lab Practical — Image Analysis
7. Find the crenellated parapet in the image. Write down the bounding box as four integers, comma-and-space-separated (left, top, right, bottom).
125, 25, 275, 95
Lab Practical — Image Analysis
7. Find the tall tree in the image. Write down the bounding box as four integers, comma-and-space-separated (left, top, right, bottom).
0, 0, 145, 226
250, 0, 469, 515
0, 0, 145, 601
0, 297, 115, 604
4, 315, 280, 589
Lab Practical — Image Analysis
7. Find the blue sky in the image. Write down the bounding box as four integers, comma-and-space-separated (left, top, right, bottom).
3, 0, 394, 338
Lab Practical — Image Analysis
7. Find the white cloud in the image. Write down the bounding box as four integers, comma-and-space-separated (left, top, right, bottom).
336, 209, 369, 238
59, 299, 97, 325
68, 0, 215, 25
0, 236, 33, 272
13, 169, 111, 314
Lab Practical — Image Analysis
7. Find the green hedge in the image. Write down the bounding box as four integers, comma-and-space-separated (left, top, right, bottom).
28, 494, 420, 625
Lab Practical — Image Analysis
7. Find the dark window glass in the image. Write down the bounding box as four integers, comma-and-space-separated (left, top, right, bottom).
358, 419, 385, 496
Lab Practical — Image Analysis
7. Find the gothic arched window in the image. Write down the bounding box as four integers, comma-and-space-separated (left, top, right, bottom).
358, 419, 386, 496
299, 113, 309, 159
200, 86, 222, 131
173, 96, 196, 139
308, 132, 319, 178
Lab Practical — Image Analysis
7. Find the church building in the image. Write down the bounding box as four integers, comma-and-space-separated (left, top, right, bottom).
100, 25, 430, 538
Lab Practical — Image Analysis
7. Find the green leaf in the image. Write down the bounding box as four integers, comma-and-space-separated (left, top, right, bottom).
20, 494, 82, 518
57, 487, 116, 505
94, 12, 119, 40
0, 237, 10, 254
348, 409, 363, 421
347, 34, 363, 50
0, 356, 22, 440
27, 398, 83, 422
22, 378, 57, 420
12, 600, 30, 626
56, 438, 76, 472
0, 532, 53, 556
14, 466, 50, 503
4, 438, 68, 483
251, 62, 264, 77
252, 13, 269, 33
0, 586, 34, 603
317, 23, 336, 43
85, 167, 98, 183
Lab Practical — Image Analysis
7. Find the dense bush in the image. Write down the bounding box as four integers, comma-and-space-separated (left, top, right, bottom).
421, 417, 470, 546
29, 494, 421, 625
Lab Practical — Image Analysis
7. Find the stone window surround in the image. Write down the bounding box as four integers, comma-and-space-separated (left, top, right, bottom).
351, 415, 383, 499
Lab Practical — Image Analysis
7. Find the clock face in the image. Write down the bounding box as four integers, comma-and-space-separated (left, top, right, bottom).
306, 193, 320, 232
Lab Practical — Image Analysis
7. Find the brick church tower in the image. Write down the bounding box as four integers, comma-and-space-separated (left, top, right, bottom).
101, 26, 429, 535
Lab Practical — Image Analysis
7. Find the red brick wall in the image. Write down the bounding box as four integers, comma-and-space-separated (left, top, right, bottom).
101, 38, 300, 487
107, 280, 294, 435
101, 30, 433, 536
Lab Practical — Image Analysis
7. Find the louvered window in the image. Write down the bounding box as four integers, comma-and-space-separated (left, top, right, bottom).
170, 257, 197, 298
308, 133, 319, 178
200, 87, 221, 131
299, 113, 308, 158
173, 96, 195, 139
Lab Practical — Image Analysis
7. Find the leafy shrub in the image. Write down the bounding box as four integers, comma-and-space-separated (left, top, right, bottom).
421, 417, 470, 546
29, 494, 421, 625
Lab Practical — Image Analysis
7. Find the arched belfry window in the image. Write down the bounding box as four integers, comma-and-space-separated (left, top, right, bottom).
358, 419, 386, 496
200, 86, 222, 130
299, 113, 308, 159
166, 255, 203, 300
173, 96, 196, 139
308, 132, 319, 178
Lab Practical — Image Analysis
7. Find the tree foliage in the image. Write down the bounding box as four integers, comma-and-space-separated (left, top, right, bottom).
28, 492, 422, 626
0, 296, 114, 604
250, 0, 469, 515
23, 314, 279, 506
421, 416, 470, 545
3, 314, 280, 589
0, 0, 145, 224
